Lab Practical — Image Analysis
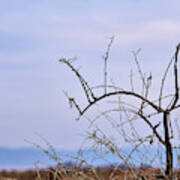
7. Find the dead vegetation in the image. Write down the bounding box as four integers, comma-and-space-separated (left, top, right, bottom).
2, 167, 180, 180
59, 37, 180, 180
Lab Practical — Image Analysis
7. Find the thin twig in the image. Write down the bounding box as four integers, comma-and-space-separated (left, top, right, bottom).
103, 36, 114, 94
59, 58, 96, 103
159, 56, 174, 108
132, 48, 146, 87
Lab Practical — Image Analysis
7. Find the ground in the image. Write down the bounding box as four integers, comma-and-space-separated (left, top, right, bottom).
1, 168, 180, 180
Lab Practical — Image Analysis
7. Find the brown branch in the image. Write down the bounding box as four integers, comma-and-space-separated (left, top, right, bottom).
132, 49, 146, 87
103, 36, 114, 94
79, 90, 164, 117
137, 112, 165, 145
101, 105, 165, 146
94, 107, 165, 146
159, 56, 174, 108
170, 43, 180, 110
163, 111, 173, 176
139, 73, 152, 114
172, 104, 180, 111
132, 49, 153, 114
59, 58, 96, 102
63, 91, 83, 115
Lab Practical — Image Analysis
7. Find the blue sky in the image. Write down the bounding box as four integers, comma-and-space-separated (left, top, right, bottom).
0, 1, 180, 149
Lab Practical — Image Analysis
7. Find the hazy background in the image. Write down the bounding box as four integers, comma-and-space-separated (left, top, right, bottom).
1, 0, 180, 150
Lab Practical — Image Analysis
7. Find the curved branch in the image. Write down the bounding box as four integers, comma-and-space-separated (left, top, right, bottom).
159, 56, 174, 108
90, 107, 165, 146
80, 90, 164, 118
59, 58, 96, 102
137, 112, 165, 145
170, 44, 180, 110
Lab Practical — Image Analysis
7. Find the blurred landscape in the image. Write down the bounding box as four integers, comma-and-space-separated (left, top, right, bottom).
1, 0, 180, 179
0, 147, 129, 170
0, 146, 179, 179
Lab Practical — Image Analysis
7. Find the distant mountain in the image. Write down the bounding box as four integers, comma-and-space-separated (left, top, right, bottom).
0, 146, 172, 170
0, 147, 123, 170
0, 147, 52, 169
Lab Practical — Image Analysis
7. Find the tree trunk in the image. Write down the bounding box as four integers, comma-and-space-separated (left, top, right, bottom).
163, 111, 173, 179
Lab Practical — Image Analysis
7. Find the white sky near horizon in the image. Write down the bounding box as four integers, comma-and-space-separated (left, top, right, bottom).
1, 0, 180, 150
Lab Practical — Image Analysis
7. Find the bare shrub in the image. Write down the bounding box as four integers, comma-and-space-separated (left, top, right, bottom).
59, 37, 180, 179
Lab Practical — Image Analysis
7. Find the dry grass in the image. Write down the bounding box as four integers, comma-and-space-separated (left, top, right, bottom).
1, 168, 180, 180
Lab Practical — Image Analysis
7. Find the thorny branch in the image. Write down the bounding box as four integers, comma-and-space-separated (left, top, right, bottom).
170, 43, 180, 110
59, 40, 180, 178
59, 58, 96, 103
78, 90, 164, 118
59, 42, 180, 129
60, 57, 165, 120
132, 49, 152, 115
63, 91, 83, 115
159, 56, 174, 108
91, 107, 164, 146
132, 49, 146, 87
137, 112, 164, 145
103, 36, 114, 94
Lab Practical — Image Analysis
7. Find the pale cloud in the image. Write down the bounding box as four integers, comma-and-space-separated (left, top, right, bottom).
42, 18, 180, 51
1, 0, 180, 149
1, 1, 180, 53
116, 20, 180, 45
